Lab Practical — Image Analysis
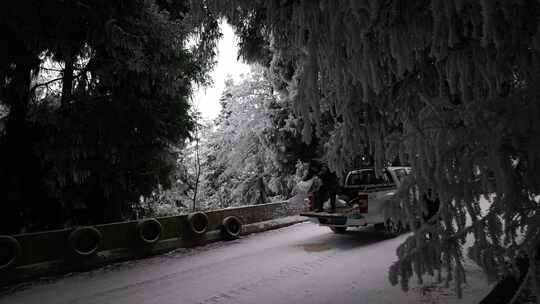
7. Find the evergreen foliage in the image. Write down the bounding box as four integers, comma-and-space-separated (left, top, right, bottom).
0, 0, 219, 233
197, 68, 311, 208
198, 0, 540, 300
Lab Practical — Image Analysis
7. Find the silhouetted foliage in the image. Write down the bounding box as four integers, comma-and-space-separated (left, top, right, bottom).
0, 0, 219, 233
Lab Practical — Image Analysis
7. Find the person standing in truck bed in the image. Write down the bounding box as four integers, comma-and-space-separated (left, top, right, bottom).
317, 163, 339, 213
302, 160, 321, 210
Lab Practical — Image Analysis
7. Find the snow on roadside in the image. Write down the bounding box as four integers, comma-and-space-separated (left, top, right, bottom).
410, 246, 491, 303
410, 195, 494, 303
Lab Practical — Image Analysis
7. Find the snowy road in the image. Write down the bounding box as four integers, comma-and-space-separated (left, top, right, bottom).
0, 222, 490, 304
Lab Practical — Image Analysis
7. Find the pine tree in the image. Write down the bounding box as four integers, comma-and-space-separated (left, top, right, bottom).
196, 0, 540, 300
0, 0, 220, 232
198, 68, 308, 208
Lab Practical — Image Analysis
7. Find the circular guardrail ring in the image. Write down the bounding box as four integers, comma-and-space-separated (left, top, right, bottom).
69, 226, 102, 257
0, 235, 21, 270
221, 216, 242, 240
137, 218, 162, 244
187, 212, 208, 236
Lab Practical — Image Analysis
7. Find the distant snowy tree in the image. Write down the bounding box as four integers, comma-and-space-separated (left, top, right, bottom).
198, 67, 306, 208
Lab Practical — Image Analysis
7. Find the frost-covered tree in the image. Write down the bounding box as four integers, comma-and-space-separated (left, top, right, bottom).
198, 68, 307, 208
192, 0, 540, 300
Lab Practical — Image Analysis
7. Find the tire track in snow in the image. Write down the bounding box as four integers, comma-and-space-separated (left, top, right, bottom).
197, 251, 340, 304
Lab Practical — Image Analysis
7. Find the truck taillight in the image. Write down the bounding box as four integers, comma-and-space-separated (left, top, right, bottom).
358, 192, 368, 213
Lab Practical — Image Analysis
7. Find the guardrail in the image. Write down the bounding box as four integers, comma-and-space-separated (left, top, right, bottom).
0, 199, 307, 287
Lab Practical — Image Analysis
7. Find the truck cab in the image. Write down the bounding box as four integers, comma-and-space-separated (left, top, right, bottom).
300, 166, 411, 235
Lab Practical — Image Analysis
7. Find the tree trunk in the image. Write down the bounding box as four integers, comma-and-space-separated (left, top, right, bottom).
257, 176, 267, 204
0, 45, 35, 234
61, 52, 75, 108
192, 124, 201, 212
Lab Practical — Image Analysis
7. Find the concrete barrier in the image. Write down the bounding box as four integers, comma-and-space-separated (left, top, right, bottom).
0, 199, 307, 287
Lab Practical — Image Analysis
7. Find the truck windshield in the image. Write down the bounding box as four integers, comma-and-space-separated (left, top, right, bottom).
346, 170, 393, 186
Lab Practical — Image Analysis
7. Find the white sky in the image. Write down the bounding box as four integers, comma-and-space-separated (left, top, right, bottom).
192, 21, 251, 120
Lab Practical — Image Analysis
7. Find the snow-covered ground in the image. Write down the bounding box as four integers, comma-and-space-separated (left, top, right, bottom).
0, 222, 491, 304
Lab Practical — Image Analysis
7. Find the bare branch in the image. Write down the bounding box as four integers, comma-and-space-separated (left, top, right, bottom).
30, 77, 63, 92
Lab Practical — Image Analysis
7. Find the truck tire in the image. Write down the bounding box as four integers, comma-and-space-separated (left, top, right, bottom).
383, 219, 402, 237
187, 212, 208, 236
329, 227, 347, 234
0, 236, 20, 270
137, 218, 162, 244
69, 226, 102, 256
221, 216, 242, 240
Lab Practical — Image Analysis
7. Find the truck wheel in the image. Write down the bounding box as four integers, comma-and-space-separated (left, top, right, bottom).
330, 227, 347, 234
383, 219, 402, 237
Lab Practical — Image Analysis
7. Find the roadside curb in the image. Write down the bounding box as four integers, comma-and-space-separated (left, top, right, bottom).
241, 216, 308, 235
0, 215, 309, 289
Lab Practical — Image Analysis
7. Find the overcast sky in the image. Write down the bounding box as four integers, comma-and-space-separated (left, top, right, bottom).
192, 21, 251, 120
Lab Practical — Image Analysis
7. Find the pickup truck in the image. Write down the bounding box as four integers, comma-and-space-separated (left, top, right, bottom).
300, 166, 411, 235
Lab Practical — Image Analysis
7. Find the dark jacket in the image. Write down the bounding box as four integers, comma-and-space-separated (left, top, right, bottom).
318, 170, 339, 193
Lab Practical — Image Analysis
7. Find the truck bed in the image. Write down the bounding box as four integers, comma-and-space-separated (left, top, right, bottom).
300, 211, 349, 218
300, 208, 365, 227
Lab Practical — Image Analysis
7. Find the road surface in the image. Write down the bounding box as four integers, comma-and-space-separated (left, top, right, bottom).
0, 222, 490, 304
